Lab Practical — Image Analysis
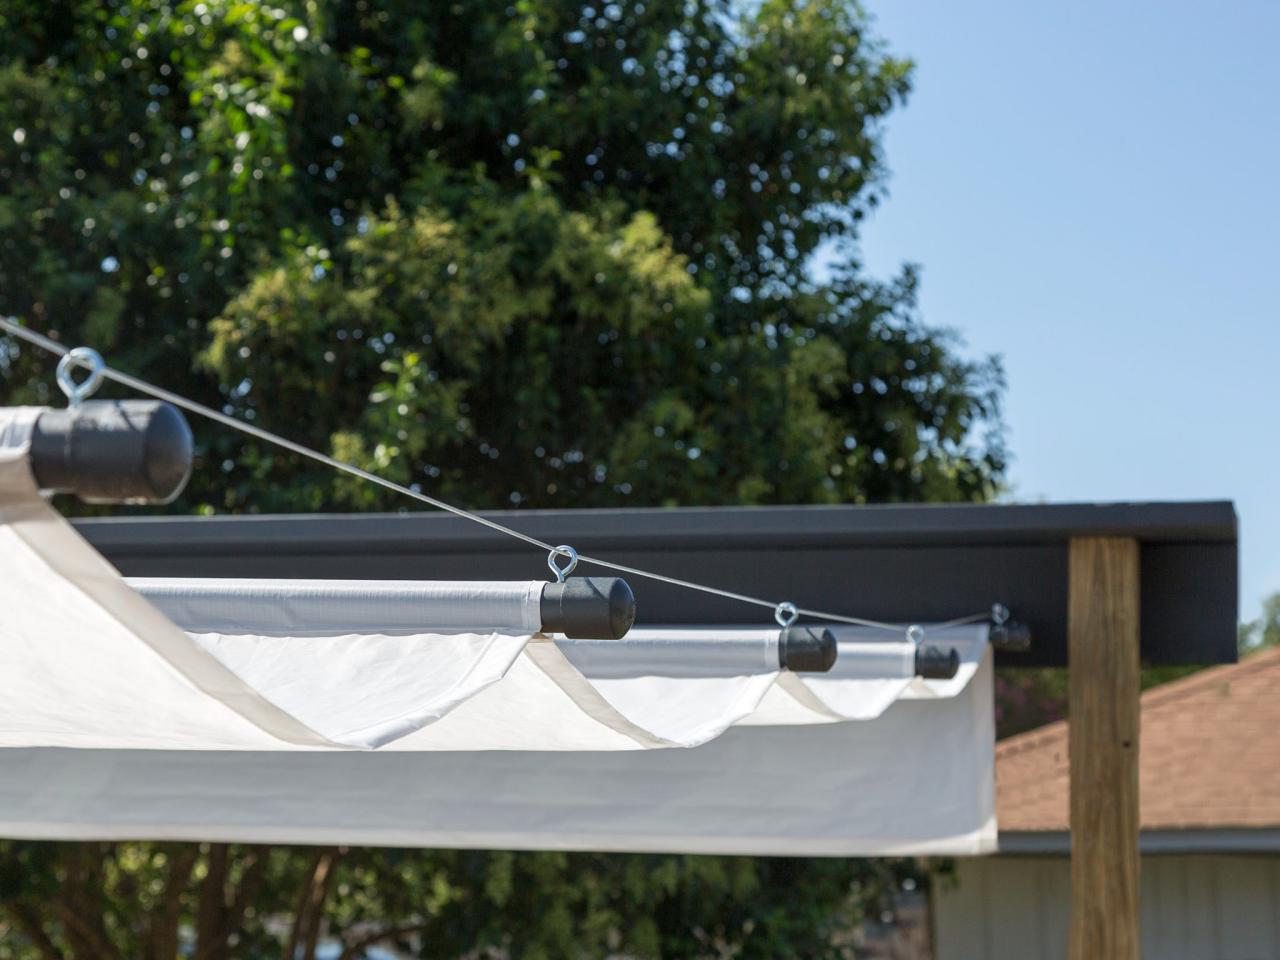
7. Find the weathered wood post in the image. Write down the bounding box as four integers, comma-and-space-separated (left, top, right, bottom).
1068, 537, 1141, 960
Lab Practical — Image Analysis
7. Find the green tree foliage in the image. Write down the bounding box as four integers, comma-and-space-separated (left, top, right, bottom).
0, 844, 919, 959
0, 0, 1006, 956
1239, 591, 1280, 655
0, 0, 1003, 513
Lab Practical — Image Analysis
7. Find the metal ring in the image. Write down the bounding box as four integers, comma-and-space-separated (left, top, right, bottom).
547, 544, 579, 583
774, 601, 799, 628
56, 347, 105, 408
906, 624, 925, 645
991, 603, 1009, 626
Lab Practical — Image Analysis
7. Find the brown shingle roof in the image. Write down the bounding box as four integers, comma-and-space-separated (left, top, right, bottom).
997, 646, 1280, 832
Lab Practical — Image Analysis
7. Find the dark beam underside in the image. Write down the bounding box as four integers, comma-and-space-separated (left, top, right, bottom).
75, 501, 1238, 667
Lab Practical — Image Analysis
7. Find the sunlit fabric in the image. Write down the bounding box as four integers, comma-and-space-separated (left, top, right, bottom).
0, 410, 996, 852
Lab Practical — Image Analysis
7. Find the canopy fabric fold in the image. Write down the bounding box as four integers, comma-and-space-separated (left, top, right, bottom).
0, 412, 997, 853
0, 650, 996, 854
1, 427, 990, 750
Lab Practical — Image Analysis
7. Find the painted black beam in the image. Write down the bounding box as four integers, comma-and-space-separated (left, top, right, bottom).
75, 501, 1238, 667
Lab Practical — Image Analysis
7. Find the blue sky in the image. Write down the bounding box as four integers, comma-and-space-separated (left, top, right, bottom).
846, 1, 1280, 623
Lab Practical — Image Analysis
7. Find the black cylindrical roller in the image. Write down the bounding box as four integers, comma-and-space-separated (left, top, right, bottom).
540, 577, 636, 640
989, 621, 1032, 652
29, 400, 193, 504
779, 627, 838, 673
915, 645, 960, 680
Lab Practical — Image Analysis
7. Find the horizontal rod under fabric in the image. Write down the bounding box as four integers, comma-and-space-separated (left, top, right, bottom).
564, 628, 809, 677
22, 401, 193, 504
128, 576, 637, 641
566, 627, 964, 678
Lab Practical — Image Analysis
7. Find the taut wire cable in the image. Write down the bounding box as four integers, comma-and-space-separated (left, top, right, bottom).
0, 316, 993, 634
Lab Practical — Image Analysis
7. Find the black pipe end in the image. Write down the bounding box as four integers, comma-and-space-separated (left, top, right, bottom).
29, 400, 193, 504
779, 627, 838, 673
140, 401, 194, 503
990, 621, 1032, 652
540, 577, 636, 640
915, 645, 961, 680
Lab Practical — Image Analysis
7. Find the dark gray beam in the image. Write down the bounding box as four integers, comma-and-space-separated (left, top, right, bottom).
75, 501, 1238, 667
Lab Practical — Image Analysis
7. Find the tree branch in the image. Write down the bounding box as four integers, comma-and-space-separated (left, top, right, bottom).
55, 845, 124, 960
192, 845, 271, 960
148, 844, 200, 960
281, 847, 341, 960
54, 900, 121, 960
194, 844, 230, 960
301, 848, 341, 960
336, 921, 437, 960
224, 845, 270, 934
4, 902, 67, 960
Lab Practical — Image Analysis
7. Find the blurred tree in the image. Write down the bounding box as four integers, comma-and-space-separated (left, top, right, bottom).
0, 0, 1005, 956
1239, 591, 1280, 655
0, 842, 924, 959
0, 0, 1003, 513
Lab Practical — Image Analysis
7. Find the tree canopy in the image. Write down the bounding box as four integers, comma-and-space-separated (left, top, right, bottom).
1240, 592, 1280, 655
0, 0, 1006, 956
0, 0, 1003, 514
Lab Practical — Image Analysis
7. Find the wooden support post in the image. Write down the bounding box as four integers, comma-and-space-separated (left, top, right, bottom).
1068, 537, 1141, 960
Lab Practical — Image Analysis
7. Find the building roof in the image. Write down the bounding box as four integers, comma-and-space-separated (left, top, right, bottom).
997, 646, 1280, 833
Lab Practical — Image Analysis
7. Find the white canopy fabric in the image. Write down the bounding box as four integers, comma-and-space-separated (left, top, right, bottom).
0, 408, 997, 853
0, 666, 995, 854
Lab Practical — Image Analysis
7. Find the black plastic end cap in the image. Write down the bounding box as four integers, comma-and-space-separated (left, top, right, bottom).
778, 627, 838, 673
989, 621, 1032, 652
141, 401, 195, 504
29, 400, 193, 504
540, 577, 636, 640
915, 645, 961, 680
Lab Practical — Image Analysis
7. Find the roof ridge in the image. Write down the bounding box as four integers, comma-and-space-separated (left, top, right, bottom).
996, 647, 1280, 834
996, 648, 1280, 755
1139, 645, 1280, 710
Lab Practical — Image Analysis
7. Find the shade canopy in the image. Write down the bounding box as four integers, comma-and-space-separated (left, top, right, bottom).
0, 409, 996, 853
0, 667, 994, 855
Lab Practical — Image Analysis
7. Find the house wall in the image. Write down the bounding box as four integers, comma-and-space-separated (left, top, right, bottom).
934, 854, 1280, 960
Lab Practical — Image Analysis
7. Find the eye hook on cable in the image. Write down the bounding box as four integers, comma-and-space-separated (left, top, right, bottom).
56, 347, 105, 409
547, 544, 579, 583
774, 601, 799, 629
